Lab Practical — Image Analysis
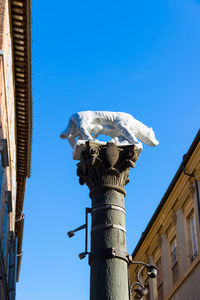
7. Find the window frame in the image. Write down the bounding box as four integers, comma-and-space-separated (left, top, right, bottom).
2, 191, 12, 259
0, 153, 3, 211
170, 238, 179, 285
156, 257, 163, 300
189, 213, 198, 262
0, 139, 9, 212
0, 140, 9, 264
0, 139, 9, 168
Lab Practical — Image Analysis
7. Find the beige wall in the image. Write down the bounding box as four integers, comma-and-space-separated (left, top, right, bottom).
0, 0, 17, 232
170, 260, 200, 300
129, 136, 200, 300
1, 0, 32, 297
0, 1, 18, 299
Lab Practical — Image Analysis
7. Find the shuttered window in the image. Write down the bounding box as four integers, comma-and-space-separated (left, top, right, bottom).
171, 239, 179, 284
2, 204, 8, 256
190, 215, 198, 262
0, 153, 3, 210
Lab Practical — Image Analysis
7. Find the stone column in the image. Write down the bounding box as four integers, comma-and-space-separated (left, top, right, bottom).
76, 141, 140, 300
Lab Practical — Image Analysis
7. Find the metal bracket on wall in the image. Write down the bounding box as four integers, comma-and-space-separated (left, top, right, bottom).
67, 207, 92, 260
128, 259, 159, 299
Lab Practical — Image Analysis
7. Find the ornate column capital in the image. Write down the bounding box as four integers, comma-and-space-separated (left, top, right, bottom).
76, 141, 141, 197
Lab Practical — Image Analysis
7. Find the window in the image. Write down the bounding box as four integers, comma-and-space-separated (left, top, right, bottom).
0, 139, 9, 211
171, 239, 179, 284
157, 258, 163, 300
7, 233, 17, 299
6, 244, 9, 282
0, 153, 3, 210
0, 140, 9, 257
2, 203, 8, 256
190, 215, 198, 262
2, 192, 12, 258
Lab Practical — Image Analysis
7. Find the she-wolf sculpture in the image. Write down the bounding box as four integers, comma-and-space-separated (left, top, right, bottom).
60, 111, 159, 148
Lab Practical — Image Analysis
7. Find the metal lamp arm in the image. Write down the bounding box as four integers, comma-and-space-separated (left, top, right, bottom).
130, 260, 150, 267
130, 281, 143, 291
73, 224, 86, 233
137, 266, 145, 285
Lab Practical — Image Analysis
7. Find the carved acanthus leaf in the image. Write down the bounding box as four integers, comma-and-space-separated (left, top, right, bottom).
76, 141, 140, 196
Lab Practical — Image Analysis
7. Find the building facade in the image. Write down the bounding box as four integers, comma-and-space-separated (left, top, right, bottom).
0, 0, 32, 299
129, 130, 200, 300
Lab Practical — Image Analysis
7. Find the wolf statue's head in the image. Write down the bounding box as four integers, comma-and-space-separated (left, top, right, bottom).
146, 127, 159, 147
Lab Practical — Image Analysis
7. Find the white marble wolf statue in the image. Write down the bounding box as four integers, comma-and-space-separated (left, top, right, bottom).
60, 111, 159, 148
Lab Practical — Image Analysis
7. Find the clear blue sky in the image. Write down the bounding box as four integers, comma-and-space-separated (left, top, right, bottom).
17, 0, 200, 299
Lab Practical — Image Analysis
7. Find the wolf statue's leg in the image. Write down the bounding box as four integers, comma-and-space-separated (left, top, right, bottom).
61, 120, 78, 147
91, 124, 104, 139
118, 136, 126, 142
110, 137, 119, 143
118, 136, 129, 144
78, 123, 93, 140
110, 136, 129, 145
116, 123, 138, 144
68, 137, 76, 147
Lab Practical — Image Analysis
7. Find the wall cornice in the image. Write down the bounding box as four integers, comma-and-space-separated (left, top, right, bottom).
10, 0, 32, 281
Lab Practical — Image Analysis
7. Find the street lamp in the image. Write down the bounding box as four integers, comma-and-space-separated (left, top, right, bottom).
67, 224, 86, 238
129, 259, 158, 299
132, 283, 149, 299
67, 208, 91, 260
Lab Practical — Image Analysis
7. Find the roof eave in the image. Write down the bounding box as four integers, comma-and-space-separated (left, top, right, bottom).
11, 0, 32, 280
26, 0, 32, 178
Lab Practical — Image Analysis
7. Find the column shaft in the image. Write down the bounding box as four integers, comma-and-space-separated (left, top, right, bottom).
90, 189, 129, 300
76, 142, 141, 300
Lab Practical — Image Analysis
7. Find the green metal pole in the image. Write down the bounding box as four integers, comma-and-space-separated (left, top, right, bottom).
77, 141, 140, 300
90, 189, 128, 300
